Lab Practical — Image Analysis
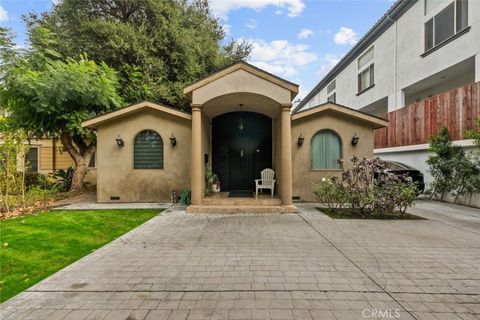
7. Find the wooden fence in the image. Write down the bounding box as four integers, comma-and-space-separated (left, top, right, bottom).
374, 82, 480, 149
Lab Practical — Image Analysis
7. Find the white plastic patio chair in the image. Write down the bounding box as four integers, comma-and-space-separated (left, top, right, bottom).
255, 168, 276, 197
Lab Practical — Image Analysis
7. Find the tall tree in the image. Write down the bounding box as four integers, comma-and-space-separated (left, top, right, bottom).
25, 0, 251, 109
0, 27, 123, 191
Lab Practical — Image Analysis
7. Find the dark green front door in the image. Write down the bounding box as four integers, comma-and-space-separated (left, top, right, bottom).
212, 112, 272, 191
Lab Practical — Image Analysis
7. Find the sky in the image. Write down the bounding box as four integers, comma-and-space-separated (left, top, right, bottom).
0, 0, 394, 103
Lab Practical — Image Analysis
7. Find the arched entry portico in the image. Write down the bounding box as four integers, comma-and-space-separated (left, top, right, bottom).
183, 61, 298, 211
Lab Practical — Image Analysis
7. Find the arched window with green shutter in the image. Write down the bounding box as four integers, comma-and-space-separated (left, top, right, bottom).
134, 130, 163, 169
311, 130, 342, 169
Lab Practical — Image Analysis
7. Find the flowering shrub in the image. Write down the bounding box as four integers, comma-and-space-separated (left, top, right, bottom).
312, 156, 417, 217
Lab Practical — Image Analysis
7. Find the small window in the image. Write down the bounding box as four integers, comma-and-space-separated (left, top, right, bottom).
25, 147, 39, 173
358, 47, 374, 70
358, 64, 374, 93
134, 130, 163, 169
327, 80, 336, 94
311, 130, 342, 170
327, 93, 336, 103
424, 0, 468, 51
435, 3, 455, 44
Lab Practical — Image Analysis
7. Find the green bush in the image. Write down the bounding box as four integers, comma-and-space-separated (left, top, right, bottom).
27, 185, 59, 203
313, 156, 417, 217
55, 167, 74, 192
25, 172, 57, 190
427, 127, 480, 203
179, 189, 191, 205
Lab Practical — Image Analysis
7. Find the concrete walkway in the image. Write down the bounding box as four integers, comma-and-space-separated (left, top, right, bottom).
1, 202, 480, 320
408, 200, 480, 234
52, 202, 171, 210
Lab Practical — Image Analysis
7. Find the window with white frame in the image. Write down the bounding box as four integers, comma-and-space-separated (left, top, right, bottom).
424, 0, 468, 51
327, 93, 336, 103
327, 80, 336, 103
357, 47, 374, 94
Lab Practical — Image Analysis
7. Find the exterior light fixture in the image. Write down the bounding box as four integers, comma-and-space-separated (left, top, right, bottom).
297, 133, 305, 146
351, 133, 360, 146
116, 134, 124, 148
170, 133, 177, 146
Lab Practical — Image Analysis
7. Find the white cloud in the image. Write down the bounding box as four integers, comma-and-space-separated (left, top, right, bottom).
0, 5, 8, 22
209, 0, 305, 20
316, 54, 342, 78
334, 27, 358, 45
298, 28, 313, 39
223, 24, 231, 36
246, 19, 257, 29
247, 39, 317, 79
252, 61, 299, 78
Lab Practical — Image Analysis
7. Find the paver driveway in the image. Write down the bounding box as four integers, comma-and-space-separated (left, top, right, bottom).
1, 202, 480, 320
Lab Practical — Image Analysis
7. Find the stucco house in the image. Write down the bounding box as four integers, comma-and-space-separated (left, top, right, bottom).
82, 61, 387, 213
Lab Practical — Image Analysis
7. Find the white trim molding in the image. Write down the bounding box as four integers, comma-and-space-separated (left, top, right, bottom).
374, 139, 477, 154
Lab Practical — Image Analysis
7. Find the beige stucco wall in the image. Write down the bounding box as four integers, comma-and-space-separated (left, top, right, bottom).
291, 112, 375, 202
191, 69, 292, 107
96, 109, 191, 202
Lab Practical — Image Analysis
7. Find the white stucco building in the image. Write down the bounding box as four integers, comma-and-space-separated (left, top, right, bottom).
294, 0, 480, 206
296, 0, 479, 115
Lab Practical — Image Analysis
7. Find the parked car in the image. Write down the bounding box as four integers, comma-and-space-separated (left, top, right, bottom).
383, 160, 425, 194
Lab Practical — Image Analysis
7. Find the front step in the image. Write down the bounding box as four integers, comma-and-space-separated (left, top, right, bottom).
201, 197, 282, 206
187, 205, 298, 214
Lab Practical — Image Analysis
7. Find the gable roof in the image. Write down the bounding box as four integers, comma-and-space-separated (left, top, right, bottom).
292, 102, 388, 129
183, 61, 299, 100
82, 101, 191, 129
292, 0, 417, 113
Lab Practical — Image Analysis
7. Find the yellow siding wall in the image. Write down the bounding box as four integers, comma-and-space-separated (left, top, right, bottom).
40, 146, 74, 171
28, 138, 96, 185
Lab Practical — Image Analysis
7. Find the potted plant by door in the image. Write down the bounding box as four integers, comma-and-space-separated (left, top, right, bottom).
205, 169, 221, 193
211, 175, 220, 192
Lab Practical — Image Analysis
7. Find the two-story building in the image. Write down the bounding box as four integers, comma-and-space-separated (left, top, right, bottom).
294, 0, 480, 205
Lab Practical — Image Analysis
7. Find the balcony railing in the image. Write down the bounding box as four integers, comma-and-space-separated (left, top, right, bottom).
374, 82, 480, 149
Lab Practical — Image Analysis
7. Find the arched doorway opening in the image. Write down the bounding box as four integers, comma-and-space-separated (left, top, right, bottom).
212, 112, 272, 192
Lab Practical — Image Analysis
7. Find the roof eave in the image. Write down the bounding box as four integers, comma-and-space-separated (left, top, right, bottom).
82, 101, 192, 129
292, 102, 388, 129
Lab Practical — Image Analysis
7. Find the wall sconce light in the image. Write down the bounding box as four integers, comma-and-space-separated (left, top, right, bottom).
351, 133, 360, 146
297, 133, 305, 147
115, 134, 124, 148
170, 133, 177, 147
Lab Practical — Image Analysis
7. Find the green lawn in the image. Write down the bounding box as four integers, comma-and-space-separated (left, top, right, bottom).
0, 209, 160, 302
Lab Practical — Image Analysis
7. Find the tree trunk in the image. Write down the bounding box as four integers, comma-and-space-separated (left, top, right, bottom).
70, 160, 89, 192
60, 132, 95, 192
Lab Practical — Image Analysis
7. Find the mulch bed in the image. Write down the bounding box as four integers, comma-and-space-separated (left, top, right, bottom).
317, 207, 426, 220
